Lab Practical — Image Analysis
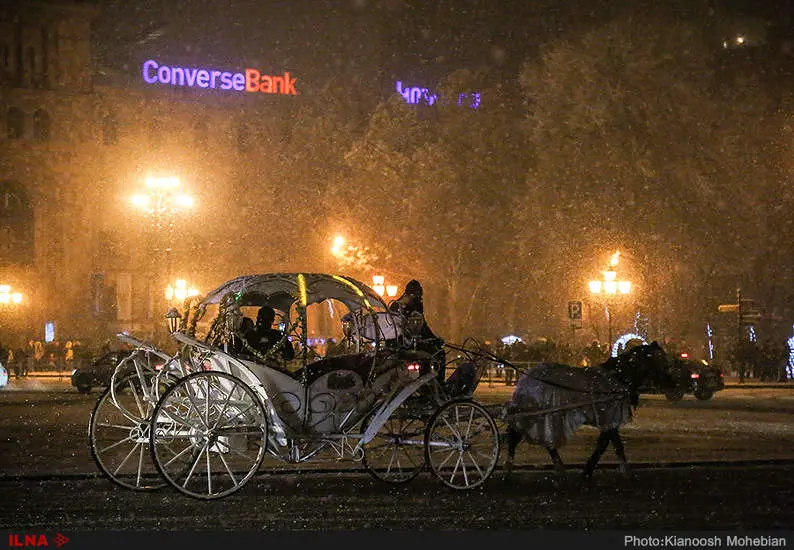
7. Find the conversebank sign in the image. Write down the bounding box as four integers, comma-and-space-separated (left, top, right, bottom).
142, 59, 297, 95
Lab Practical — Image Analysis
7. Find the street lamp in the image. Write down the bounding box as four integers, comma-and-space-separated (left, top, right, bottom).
589, 251, 632, 349
371, 275, 398, 299
164, 279, 199, 304
0, 284, 26, 338
329, 234, 377, 271
0, 285, 23, 305
131, 176, 194, 334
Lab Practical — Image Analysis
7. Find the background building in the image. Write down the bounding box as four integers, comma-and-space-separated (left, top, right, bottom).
0, 1, 314, 345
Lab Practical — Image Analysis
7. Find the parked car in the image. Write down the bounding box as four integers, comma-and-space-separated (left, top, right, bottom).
71, 351, 123, 393
0, 362, 7, 389
664, 355, 725, 401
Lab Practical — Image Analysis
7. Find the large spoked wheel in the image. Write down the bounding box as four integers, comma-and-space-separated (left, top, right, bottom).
425, 400, 500, 490
362, 405, 427, 484
110, 349, 179, 412
89, 374, 175, 490
149, 371, 268, 500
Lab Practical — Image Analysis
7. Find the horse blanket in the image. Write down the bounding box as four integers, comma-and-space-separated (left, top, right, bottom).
506, 363, 633, 449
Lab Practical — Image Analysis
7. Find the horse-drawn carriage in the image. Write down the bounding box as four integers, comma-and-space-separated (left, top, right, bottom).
88, 272, 501, 499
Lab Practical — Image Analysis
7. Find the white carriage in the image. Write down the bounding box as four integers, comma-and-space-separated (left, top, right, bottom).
89, 273, 500, 499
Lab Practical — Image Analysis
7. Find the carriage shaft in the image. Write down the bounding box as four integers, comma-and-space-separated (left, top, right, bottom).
504, 396, 627, 420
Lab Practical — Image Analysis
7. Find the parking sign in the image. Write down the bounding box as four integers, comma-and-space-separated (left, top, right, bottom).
568, 301, 582, 320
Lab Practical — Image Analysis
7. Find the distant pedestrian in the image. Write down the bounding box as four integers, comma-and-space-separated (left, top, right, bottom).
30, 340, 44, 371
64, 341, 75, 371
12, 346, 29, 377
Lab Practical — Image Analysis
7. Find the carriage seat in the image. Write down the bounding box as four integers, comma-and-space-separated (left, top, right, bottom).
444, 361, 480, 398
291, 353, 377, 386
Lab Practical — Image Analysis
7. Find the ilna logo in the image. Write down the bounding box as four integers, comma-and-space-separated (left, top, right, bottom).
142, 59, 297, 95
8, 534, 69, 548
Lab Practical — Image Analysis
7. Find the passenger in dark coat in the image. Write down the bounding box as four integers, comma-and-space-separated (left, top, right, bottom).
247, 306, 295, 361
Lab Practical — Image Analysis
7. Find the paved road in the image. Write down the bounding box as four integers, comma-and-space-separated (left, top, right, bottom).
2, 463, 794, 530
2, 380, 794, 475
2, 381, 794, 531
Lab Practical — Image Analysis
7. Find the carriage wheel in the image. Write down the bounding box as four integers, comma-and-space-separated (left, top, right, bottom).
110, 349, 178, 415
362, 405, 427, 484
425, 400, 500, 490
149, 371, 268, 500
89, 374, 174, 490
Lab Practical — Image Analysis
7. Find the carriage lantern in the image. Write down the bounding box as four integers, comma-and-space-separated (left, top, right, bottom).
164, 307, 181, 334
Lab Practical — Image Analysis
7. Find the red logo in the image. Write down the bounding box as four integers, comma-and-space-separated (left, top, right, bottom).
8, 534, 68, 548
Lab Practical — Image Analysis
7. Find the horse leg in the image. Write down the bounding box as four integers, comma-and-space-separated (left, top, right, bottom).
581, 430, 611, 480
546, 446, 565, 475
504, 425, 521, 479
609, 428, 629, 474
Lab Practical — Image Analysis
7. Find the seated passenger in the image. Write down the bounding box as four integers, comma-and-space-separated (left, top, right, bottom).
247, 306, 295, 362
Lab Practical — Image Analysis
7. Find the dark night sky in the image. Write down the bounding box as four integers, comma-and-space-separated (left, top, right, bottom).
89, 0, 794, 90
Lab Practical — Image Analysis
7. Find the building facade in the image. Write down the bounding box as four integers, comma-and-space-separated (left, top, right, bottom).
0, 1, 310, 345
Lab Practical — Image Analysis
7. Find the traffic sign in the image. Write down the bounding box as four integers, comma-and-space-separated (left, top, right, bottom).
718, 304, 739, 313
741, 311, 762, 324
568, 301, 582, 320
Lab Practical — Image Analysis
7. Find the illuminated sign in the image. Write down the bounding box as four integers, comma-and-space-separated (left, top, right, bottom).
142, 59, 297, 95
396, 81, 481, 109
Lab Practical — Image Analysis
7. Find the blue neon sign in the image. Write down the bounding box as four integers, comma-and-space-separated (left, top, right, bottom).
395, 81, 481, 109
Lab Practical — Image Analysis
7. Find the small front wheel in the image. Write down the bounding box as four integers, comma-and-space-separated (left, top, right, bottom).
362, 405, 427, 484
425, 400, 499, 490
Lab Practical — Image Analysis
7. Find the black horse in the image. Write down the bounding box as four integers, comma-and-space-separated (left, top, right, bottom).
504, 341, 675, 480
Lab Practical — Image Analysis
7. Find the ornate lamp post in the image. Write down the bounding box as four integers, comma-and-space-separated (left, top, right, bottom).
131, 176, 194, 336
589, 251, 631, 349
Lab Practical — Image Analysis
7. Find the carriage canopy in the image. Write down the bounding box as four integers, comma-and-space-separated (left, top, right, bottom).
200, 273, 389, 313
